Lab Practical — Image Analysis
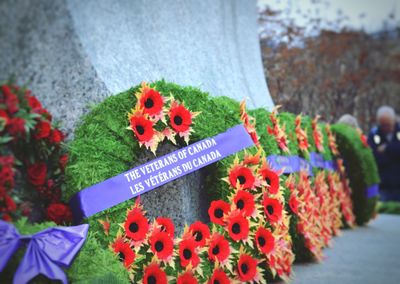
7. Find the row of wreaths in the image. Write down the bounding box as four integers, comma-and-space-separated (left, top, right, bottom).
0, 81, 379, 283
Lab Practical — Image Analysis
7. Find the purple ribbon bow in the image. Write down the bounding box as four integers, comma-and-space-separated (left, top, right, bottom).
0, 220, 89, 284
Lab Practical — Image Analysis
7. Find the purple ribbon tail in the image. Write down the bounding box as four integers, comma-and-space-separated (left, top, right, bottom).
0, 220, 89, 284
0, 221, 21, 271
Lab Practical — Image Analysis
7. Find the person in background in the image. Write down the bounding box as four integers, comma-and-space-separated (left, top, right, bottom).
368, 106, 400, 201
337, 114, 359, 128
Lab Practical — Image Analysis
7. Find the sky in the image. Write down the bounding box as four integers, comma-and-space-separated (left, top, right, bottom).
258, 0, 400, 34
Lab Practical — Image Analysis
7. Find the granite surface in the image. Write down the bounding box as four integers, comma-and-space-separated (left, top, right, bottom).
0, 0, 270, 230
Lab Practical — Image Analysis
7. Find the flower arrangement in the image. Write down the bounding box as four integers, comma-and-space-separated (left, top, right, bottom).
0, 83, 70, 224
109, 151, 294, 283
295, 115, 310, 155
325, 124, 339, 156
312, 116, 325, 153
267, 106, 290, 154
128, 82, 200, 154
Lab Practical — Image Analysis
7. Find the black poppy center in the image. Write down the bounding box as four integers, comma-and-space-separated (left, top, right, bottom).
266, 177, 271, 185
144, 98, 154, 108
266, 205, 274, 215
194, 231, 203, 242
183, 248, 192, 260
212, 245, 220, 255
241, 263, 249, 274
237, 175, 246, 185
155, 240, 164, 252
214, 281, 220, 284
232, 223, 241, 234
136, 125, 145, 135
148, 275, 156, 284
214, 208, 224, 218
118, 252, 125, 261
236, 199, 245, 209
258, 236, 266, 247
174, 115, 183, 125
129, 222, 139, 233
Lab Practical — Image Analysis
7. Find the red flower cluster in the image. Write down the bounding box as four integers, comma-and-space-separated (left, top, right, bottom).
0, 84, 69, 223
312, 116, 325, 153
128, 82, 199, 154
267, 106, 290, 153
295, 115, 310, 154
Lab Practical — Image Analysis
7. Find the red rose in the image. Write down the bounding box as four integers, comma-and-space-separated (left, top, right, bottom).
27, 162, 47, 186
49, 129, 64, 144
46, 203, 73, 224
59, 154, 68, 171
7, 117, 25, 137
26, 95, 42, 110
35, 108, 52, 121
1, 213, 12, 222
2, 85, 19, 114
0, 166, 14, 189
0, 194, 16, 213
0, 110, 9, 130
33, 121, 51, 139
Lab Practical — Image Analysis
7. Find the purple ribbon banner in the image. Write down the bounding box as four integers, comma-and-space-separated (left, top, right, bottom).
366, 184, 380, 198
0, 220, 89, 284
267, 153, 336, 176
70, 124, 254, 223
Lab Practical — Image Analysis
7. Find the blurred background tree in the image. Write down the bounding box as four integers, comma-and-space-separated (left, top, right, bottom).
258, 0, 400, 131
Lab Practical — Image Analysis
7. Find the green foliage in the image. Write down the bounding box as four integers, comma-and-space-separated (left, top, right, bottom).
331, 123, 380, 225
378, 201, 400, 215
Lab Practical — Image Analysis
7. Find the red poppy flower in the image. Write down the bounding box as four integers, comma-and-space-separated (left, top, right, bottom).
46, 203, 72, 224
255, 227, 275, 254
177, 271, 198, 284
228, 166, 255, 190
155, 216, 175, 238
124, 208, 149, 241
179, 238, 200, 268
129, 115, 155, 142
262, 197, 283, 223
289, 195, 299, 215
208, 233, 230, 263
27, 162, 47, 186
189, 221, 210, 247
112, 238, 135, 268
33, 120, 51, 140
149, 230, 174, 260
169, 104, 192, 133
143, 263, 168, 284
233, 190, 255, 217
208, 200, 230, 225
208, 269, 230, 284
49, 129, 64, 144
237, 254, 258, 282
226, 212, 249, 241
360, 133, 369, 148
139, 88, 164, 116
259, 168, 280, 194
26, 95, 42, 110
7, 117, 25, 137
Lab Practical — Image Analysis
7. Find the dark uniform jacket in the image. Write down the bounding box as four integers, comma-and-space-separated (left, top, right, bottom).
368, 122, 400, 191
